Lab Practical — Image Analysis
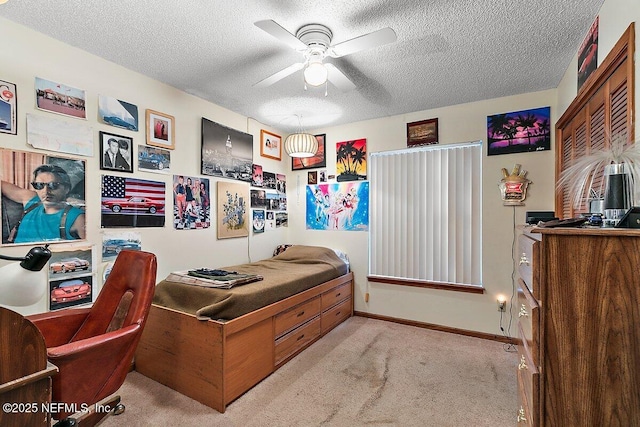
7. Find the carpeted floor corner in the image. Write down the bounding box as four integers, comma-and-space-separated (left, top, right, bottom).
102, 317, 517, 426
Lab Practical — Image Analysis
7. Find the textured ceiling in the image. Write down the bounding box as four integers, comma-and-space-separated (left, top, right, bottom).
0, 0, 604, 133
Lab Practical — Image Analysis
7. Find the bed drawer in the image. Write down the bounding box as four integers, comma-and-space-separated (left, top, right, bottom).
321, 282, 351, 311
274, 316, 321, 366
321, 297, 351, 333
274, 296, 321, 338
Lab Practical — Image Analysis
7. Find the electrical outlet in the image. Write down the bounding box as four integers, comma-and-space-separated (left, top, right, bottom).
497, 300, 506, 312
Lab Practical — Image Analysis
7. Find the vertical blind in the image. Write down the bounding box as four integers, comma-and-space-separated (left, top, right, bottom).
369, 142, 482, 287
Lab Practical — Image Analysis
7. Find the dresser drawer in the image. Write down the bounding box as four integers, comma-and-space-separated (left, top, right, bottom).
274, 316, 321, 366
274, 296, 321, 338
321, 282, 351, 311
517, 323, 539, 427
518, 234, 539, 295
517, 386, 534, 426
321, 297, 351, 333
517, 279, 539, 365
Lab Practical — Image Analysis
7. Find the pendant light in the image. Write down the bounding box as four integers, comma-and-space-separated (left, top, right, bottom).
284, 116, 318, 158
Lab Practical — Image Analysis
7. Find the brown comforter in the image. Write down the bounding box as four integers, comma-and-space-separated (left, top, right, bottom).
152, 245, 349, 320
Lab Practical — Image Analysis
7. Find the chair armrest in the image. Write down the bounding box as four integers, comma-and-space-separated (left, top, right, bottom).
27, 308, 91, 348
47, 323, 140, 359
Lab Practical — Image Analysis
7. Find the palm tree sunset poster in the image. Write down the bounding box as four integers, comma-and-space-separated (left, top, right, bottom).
336, 138, 367, 181
487, 107, 551, 156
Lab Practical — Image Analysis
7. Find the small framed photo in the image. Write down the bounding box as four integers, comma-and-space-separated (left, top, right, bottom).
146, 109, 175, 150
407, 118, 438, 147
260, 129, 282, 161
308, 170, 318, 185
99, 131, 133, 173
0, 80, 17, 135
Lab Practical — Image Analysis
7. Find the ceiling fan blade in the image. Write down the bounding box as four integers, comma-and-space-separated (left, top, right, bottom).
329, 27, 397, 58
325, 63, 356, 92
254, 20, 308, 51
253, 62, 305, 88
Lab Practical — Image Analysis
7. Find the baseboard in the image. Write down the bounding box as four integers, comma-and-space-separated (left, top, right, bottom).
354, 311, 518, 345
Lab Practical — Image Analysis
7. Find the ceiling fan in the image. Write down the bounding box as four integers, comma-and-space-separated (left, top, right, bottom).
253, 19, 397, 92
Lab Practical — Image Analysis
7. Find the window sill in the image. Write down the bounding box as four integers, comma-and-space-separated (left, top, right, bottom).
367, 275, 485, 294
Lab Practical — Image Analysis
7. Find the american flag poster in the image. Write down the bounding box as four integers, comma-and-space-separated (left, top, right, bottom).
101, 175, 166, 227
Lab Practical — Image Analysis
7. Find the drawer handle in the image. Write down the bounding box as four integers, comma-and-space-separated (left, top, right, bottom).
296, 310, 305, 317
518, 253, 530, 266
518, 355, 528, 370
517, 406, 527, 423
296, 334, 305, 341
336, 292, 341, 297
335, 311, 341, 317
518, 304, 529, 318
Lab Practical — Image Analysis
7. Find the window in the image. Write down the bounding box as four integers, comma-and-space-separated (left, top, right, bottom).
368, 142, 482, 293
556, 23, 634, 217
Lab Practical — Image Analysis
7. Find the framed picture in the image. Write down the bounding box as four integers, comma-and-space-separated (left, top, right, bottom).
487, 106, 551, 156
578, 16, 599, 91
100, 175, 166, 228
308, 171, 318, 185
0, 80, 17, 135
260, 129, 282, 161
99, 131, 133, 173
201, 117, 253, 182
407, 118, 438, 147
35, 77, 86, 119
217, 181, 249, 239
146, 109, 175, 149
336, 138, 367, 182
98, 95, 138, 131
292, 134, 326, 170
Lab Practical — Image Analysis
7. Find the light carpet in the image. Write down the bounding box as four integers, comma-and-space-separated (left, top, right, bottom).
102, 316, 517, 426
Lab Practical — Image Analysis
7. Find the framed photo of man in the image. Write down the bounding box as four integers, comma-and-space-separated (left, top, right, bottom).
0, 149, 86, 245
99, 131, 133, 173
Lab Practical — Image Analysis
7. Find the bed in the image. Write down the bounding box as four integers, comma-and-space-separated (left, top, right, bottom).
135, 245, 354, 412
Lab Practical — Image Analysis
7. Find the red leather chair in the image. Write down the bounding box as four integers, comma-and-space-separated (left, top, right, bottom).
28, 250, 157, 427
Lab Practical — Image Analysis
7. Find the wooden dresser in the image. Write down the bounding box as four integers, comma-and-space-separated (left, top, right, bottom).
516, 227, 640, 426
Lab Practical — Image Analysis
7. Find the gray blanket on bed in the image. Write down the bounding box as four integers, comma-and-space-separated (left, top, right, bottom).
152, 245, 349, 320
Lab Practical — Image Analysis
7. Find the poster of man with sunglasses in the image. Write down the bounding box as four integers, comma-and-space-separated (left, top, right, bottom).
1, 149, 86, 245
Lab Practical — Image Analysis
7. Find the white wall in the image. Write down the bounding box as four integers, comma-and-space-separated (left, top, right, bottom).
289, 89, 558, 337
0, 17, 289, 315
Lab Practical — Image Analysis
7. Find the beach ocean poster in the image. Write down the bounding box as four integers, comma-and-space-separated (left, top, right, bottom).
306, 182, 369, 231
487, 107, 551, 156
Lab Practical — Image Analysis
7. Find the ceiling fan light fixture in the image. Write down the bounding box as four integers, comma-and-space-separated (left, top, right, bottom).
304, 62, 328, 87
284, 133, 318, 158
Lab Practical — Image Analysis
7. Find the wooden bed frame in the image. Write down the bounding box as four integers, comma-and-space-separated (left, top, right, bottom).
135, 272, 354, 413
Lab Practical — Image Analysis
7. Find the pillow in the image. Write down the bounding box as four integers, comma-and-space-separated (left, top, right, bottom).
272, 244, 293, 257
333, 249, 350, 270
